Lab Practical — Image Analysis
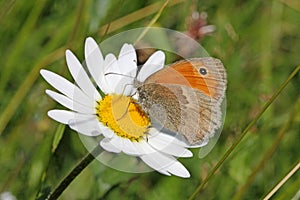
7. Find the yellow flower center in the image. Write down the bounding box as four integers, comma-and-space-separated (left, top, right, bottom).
96, 94, 150, 141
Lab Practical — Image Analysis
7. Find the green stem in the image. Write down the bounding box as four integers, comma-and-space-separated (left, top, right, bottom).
46, 146, 102, 200
188, 65, 300, 200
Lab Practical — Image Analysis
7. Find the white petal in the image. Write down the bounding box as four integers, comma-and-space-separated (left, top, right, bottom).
109, 135, 123, 151
118, 43, 137, 77
137, 51, 165, 82
148, 128, 189, 147
100, 138, 121, 153
121, 138, 141, 156
46, 90, 95, 114
121, 138, 157, 156
48, 110, 103, 136
68, 114, 103, 136
66, 50, 101, 100
133, 139, 157, 155
101, 127, 115, 138
148, 132, 193, 158
157, 169, 171, 176
140, 152, 173, 171
164, 160, 190, 178
103, 54, 121, 93
40, 69, 94, 108
48, 110, 76, 124
113, 75, 135, 95
128, 87, 137, 96
84, 37, 109, 93
140, 152, 190, 178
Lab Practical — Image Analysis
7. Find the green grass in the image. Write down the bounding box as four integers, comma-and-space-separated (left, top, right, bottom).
0, 0, 299, 199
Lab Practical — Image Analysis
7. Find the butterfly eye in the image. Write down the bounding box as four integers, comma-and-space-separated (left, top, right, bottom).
199, 68, 207, 75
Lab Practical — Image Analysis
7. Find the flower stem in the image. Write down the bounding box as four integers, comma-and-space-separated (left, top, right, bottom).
188, 65, 300, 200
46, 146, 102, 200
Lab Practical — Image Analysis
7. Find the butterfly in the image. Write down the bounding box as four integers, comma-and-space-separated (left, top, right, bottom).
136, 57, 227, 146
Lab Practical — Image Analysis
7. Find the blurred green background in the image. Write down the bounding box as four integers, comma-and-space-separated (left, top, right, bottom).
0, 0, 299, 199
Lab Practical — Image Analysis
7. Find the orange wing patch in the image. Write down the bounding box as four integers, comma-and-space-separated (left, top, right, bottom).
145, 60, 218, 97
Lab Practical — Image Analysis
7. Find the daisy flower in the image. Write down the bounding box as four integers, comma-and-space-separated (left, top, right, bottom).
40, 37, 194, 178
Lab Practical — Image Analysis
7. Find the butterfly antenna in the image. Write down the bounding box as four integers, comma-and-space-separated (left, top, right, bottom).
104, 72, 134, 79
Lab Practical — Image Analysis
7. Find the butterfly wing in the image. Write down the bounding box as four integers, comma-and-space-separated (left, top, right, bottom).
138, 83, 222, 145
138, 57, 226, 145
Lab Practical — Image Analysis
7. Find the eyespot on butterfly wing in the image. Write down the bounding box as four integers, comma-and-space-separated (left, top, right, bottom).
143, 57, 226, 101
